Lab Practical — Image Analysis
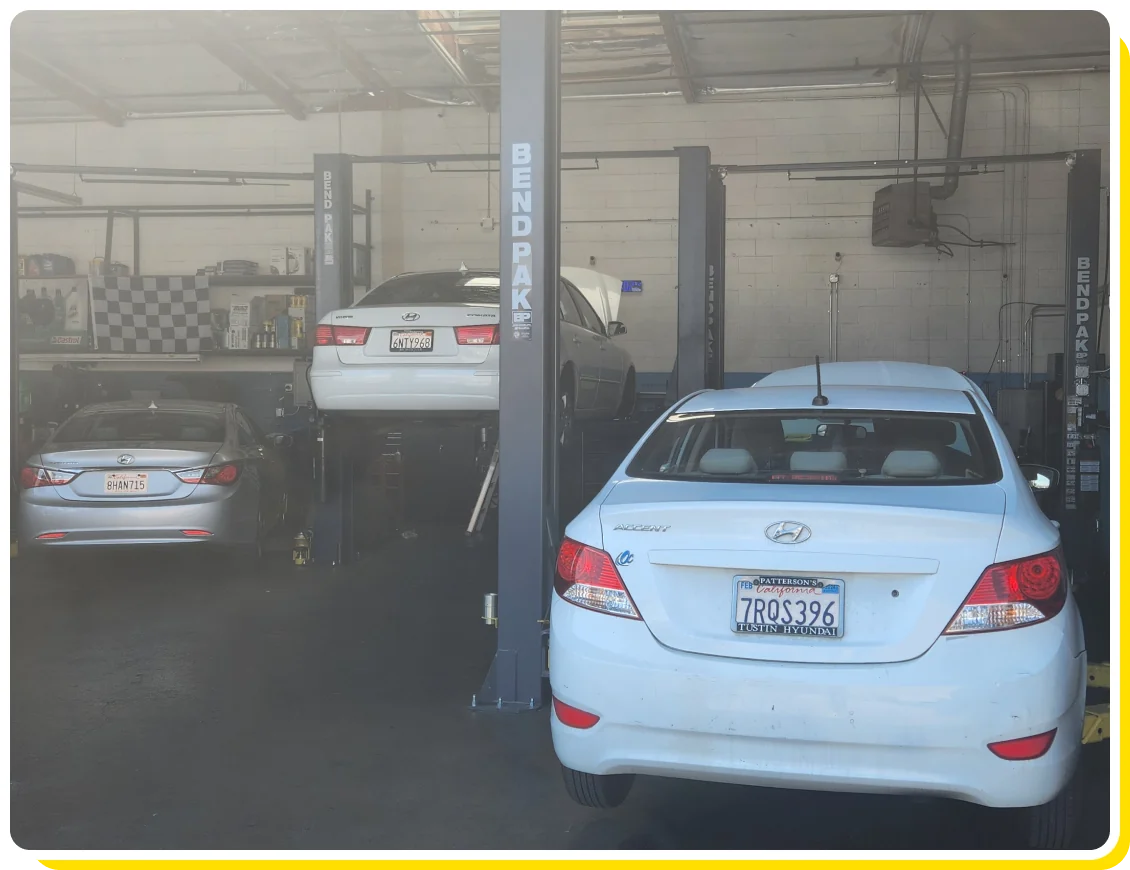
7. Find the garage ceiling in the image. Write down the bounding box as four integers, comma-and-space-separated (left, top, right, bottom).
10, 10, 1110, 124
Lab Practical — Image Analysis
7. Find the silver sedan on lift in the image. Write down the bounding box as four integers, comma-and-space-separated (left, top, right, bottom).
18, 399, 289, 556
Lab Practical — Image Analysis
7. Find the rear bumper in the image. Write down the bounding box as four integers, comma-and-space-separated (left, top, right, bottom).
549, 599, 1086, 808
310, 363, 499, 412
18, 487, 253, 548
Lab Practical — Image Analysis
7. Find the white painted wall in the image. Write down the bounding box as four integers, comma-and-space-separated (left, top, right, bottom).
12, 71, 1109, 378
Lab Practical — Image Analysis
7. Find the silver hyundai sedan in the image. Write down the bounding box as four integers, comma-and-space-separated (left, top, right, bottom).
18, 400, 289, 555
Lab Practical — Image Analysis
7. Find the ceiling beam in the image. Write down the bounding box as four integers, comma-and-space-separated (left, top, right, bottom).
414, 11, 496, 111
12, 181, 83, 206
171, 14, 307, 120
659, 13, 697, 103
11, 50, 125, 126
297, 14, 404, 110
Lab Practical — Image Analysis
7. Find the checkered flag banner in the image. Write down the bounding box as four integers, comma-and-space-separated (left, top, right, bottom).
90, 276, 213, 353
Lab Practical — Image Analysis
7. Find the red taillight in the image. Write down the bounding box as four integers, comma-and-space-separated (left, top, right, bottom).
552, 696, 600, 729
36, 532, 68, 540
20, 467, 76, 488
175, 463, 241, 486
944, 548, 1066, 635
554, 537, 641, 619
181, 529, 213, 537
454, 325, 499, 346
988, 729, 1057, 760
315, 325, 371, 346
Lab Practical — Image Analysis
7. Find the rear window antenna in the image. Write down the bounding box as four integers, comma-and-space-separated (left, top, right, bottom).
812, 356, 829, 407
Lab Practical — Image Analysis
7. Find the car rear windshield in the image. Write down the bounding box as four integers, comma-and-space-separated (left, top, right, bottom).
626, 408, 1001, 485
52, 411, 227, 444
354, 272, 500, 306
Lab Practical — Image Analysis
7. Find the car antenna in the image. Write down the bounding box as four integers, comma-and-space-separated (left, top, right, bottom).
812, 356, 829, 407
459, 261, 468, 273
147, 400, 159, 411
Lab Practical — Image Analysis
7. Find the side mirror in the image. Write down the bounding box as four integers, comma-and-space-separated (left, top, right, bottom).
270, 433, 293, 448
609, 321, 627, 336
1020, 464, 1059, 491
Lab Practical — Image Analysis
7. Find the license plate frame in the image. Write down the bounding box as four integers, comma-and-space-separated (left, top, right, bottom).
731, 575, 844, 638
389, 329, 434, 352
104, 472, 149, 494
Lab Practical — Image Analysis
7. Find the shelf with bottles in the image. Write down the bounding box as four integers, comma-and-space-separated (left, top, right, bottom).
15, 276, 92, 352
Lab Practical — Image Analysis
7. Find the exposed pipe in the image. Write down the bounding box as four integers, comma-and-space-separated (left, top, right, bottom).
706, 81, 896, 97
931, 42, 971, 200
720, 151, 1074, 174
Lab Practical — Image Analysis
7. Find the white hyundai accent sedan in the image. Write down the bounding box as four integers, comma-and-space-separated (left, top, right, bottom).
309, 268, 636, 437
550, 361, 1085, 848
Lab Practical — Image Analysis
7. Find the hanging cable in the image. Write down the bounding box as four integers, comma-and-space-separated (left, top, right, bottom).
935, 223, 1014, 247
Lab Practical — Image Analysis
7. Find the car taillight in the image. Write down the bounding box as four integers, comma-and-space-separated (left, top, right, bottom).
943, 548, 1066, 635
454, 325, 499, 346
175, 463, 241, 486
552, 696, 601, 729
988, 729, 1057, 760
554, 537, 640, 619
20, 467, 76, 488
315, 325, 371, 346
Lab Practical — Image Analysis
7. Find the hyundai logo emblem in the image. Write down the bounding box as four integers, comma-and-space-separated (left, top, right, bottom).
117, 454, 135, 466
401, 312, 420, 322
765, 521, 811, 544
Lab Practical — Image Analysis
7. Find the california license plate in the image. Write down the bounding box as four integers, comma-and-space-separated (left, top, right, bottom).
390, 329, 433, 352
732, 575, 843, 638
105, 472, 149, 494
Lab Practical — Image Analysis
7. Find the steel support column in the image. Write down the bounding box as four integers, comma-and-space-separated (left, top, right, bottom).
12, 181, 20, 488
1060, 149, 1102, 581
705, 167, 727, 390
479, 9, 560, 710
314, 154, 354, 320
675, 146, 711, 399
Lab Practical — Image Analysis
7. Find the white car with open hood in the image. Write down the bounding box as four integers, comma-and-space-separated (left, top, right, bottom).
549, 361, 1085, 848
309, 267, 636, 432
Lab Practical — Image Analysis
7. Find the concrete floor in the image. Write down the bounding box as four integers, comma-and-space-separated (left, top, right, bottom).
11, 524, 1110, 850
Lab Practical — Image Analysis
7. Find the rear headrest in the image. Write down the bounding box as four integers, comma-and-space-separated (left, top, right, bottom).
699, 448, 756, 475
882, 449, 943, 478
790, 451, 847, 472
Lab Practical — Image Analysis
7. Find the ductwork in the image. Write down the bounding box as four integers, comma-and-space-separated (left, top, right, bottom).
931, 42, 972, 200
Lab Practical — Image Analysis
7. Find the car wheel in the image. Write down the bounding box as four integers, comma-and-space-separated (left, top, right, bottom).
558, 380, 576, 450
241, 509, 265, 562
561, 764, 634, 809
1024, 772, 1079, 849
616, 369, 637, 419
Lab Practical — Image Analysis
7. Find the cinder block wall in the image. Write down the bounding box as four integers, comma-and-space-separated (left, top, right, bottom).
12, 72, 1109, 382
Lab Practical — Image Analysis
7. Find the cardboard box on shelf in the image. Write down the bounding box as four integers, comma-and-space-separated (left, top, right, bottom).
251, 294, 291, 330
228, 302, 251, 329
270, 246, 312, 276
226, 327, 249, 350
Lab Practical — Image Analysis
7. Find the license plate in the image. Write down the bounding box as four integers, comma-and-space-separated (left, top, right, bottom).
390, 329, 434, 352
732, 575, 843, 638
105, 472, 149, 494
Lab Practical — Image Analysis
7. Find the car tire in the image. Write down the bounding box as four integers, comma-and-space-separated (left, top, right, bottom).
616, 369, 637, 419
561, 764, 634, 809
1024, 771, 1079, 849
240, 509, 265, 562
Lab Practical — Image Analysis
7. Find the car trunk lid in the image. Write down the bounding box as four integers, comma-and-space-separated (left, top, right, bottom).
598, 479, 1006, 664
39, 442, 221, 501
328, 304, 498, 366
